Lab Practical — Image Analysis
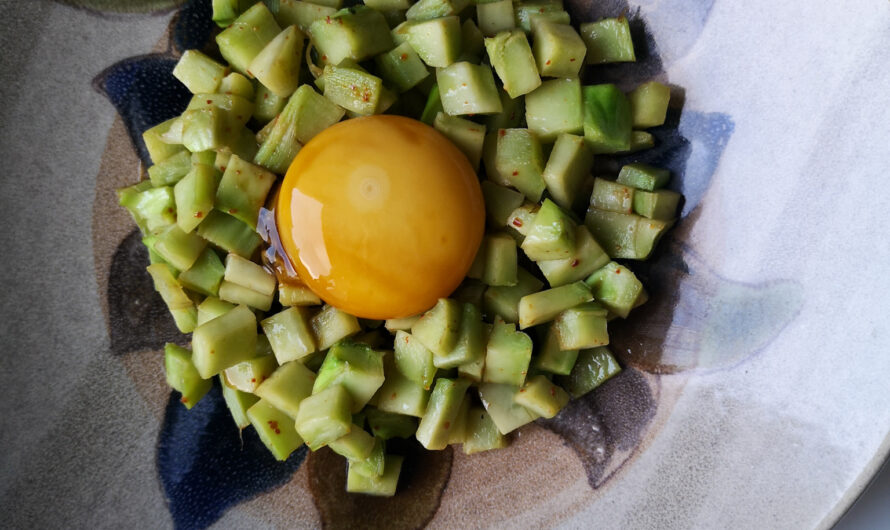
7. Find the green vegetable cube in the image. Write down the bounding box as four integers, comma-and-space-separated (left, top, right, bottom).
482, 267, 543, 323
525, 77, 583, 143
447, 395, 471, 444
533, 323, 578, 375
118, 183, 176, 235
220, 378, 259, 429
628, 81, 670, 128
248, 25, 304, 98
247, 398, 305, 460
420, 83, 444, 124
411, 298, 462, 356
253, 84, 288, 124
433, 112, 486, 169
373, 357, 430, 417
518, 280, 592, 329
223, 351, 278, 392
279, 282, 323, 306
224, 253, 276, 295
180, 107, 227, 152
148, 150, 192, 188
542, 133, 594, 211
433, 302, 485, 369
532, 21, 586, 77
585, 261, 643, 318
591, 177, 635, 214
322, 63, 384, 116
556, 346, 621, 398
463, 406, 507, 454
406, 0, 469, 21
215, 154, 277, 229
309, 6, 393, 65
376, 42, 430, 93
329, 424, 376, 460
514, 375, 569, 418
219, 279, 274, 310
405, 17, 463, 67
514, 1, 569, 33
174, 163, 221, 233
435, 61, 503, 116
583, 207, 638, 259
310, 304, 361, 350
460, 19, 485, 62
493, 128, 546, 201
481, 180, 525, 226
173, 49, 228, 94
178, 248, 225, 297
197, 296, 235, 326
146, 263, 197, 332
582, 84, 632, 153
218, 71, 254, 99
478, 382, 539, 434
346, 454, 403, 496
254, 360, 316, 419
616, 163, 670, 191
216, 3, 282, 75
478, 233, 518, 287
349, 437, 385, 477
197, 210, 262, 258
261, 307, 316, 364
520, 198, 575, 261
142, 118, 186, 164
477, 0, 515, 37
536, 225, 610, 287
295, 384, 353, 450
394, 330, 437, 390
633, 189, 681, 221
192, 304, 258, 378
276, 0, 337, 32
580, 16, 635, 64
153, 224, 207, 271
164, 343, 212, 409
415, 377, 470, 450
484, 30, 541, 98
313, 340, 385, 412
634, 217, 673, 259
366, 408, 418, 439
554, 302, 609, 349
483, 319, 532, 386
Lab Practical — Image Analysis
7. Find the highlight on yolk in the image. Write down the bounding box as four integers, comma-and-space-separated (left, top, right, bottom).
276, 115, 485, 320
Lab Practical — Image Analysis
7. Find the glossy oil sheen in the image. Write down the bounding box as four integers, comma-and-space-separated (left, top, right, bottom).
277, 115, 485, 319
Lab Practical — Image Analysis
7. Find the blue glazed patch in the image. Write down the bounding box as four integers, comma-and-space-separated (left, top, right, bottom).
172, 0, 215, 54
158, 382, 307, 530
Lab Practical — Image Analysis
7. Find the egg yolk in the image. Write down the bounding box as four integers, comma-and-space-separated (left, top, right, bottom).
276, 115, 485, 320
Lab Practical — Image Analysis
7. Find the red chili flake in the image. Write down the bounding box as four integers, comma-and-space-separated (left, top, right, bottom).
464, 101, 469, 105
462, 83, 467, 87
228, 208, 238, 214
362, 92, 370, 102
236, 169, 242, 174
571, 259, 579, 268
264, 93, 269, 100
512, 170, 519, 176
469, 128, 479, 132
390, 393, 397, 399
550, 387, 556, 396
539, 7, 545, 12
206, 99, 212, 104
615, 268, 621, 274
400, 53, 408, 61
404, 336, 410, 343
545, 60, 551, 65
180, 397, 189, 403
499, 129, 506, 137
166, 207, 174, 214
236, 115, 242, 120
512, 218, 523, 227
268, 420, 279, 432
210, 350, 215, 355
443, 421, 451, 429
325, 15, 332, 23
570, 58, 576, 62
519, 388, 526, 393
220, 166, 226, 172
251, 378, 257, 383
321, 54, 327, 61
193, 211, 204, 218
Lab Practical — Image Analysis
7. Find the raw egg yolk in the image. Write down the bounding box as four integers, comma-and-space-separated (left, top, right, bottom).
276, 115, 485, 320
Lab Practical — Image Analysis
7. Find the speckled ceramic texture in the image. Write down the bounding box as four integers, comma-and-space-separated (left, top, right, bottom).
1, 0, 888, 528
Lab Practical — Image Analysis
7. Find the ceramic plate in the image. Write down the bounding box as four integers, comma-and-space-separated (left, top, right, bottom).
1, 0, 888, 528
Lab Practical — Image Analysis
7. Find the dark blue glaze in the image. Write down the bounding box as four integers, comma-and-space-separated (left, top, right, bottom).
172, 0, 216, 54
158, 382, 307, 530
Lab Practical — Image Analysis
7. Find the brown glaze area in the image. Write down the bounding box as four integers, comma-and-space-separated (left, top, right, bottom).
539, 368, 658, 489
307, 441, 453, 529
